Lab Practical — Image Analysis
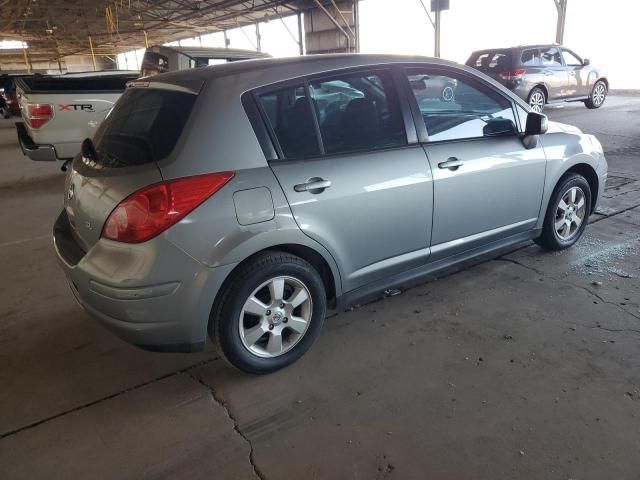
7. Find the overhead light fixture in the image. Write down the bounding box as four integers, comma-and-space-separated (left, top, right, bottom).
0, 40, 28, 49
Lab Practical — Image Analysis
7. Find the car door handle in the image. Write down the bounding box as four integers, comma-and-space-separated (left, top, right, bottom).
294, 178, 332, 193
544, 71, 553, 76
438, 158, 463, 170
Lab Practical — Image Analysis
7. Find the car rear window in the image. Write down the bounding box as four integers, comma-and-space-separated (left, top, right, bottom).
92, 88, 196, 168
466, 50, 513, 73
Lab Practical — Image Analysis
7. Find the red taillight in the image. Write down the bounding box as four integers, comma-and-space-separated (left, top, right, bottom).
25, 103, 54, 129
102, 172, 235, 243
499, 69, 526, 81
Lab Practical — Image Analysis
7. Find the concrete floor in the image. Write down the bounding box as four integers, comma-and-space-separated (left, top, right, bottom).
1, 96, 639, 479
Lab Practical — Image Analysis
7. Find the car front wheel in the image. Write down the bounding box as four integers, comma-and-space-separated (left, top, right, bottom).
584, 80, 607, 109
212, 251, 327, 374
536, 173, 592, 251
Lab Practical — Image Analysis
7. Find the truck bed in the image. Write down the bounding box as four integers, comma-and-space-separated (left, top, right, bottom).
16, 71, 139, 161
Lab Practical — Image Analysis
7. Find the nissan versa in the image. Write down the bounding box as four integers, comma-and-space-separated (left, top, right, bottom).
54, 55, 607, 374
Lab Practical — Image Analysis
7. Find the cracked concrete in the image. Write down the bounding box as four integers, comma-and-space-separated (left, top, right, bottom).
186, 370, 267, 480
1, 95, 640, 479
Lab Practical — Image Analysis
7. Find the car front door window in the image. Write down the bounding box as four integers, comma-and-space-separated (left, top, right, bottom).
407, 70, 518, 142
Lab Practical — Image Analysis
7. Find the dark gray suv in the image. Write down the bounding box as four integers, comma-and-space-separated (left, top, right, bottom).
466, 45, 608, 112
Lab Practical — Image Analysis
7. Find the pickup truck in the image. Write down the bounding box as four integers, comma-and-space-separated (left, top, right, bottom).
16, 71, 138, 161
16, 46, 269, 163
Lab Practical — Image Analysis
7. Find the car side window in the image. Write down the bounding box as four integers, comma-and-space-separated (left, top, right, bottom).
521, 49, 541, 66
541, 47, 563, 67
406, 68, 517, 142
257, 85, 321, 158
308, 70, 406, 155
562, 50, 582, 67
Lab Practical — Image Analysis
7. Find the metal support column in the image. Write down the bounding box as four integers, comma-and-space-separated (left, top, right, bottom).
88, 35, 97, 71
434, 8, 441, 57
255, 22, 261, 52
297, 12, 304, 55
554, 0, 568, 44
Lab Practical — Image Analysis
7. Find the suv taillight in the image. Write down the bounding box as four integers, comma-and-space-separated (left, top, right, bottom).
499, 69, 526, 81
25, 103, 54, 129
102, 172, 235, 243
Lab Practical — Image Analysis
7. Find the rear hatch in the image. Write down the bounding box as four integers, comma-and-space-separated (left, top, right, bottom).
64, 83, 200, 251
465, 49, 514, 84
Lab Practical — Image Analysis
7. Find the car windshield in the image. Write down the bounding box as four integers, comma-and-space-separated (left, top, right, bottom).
92, 87, 196, 168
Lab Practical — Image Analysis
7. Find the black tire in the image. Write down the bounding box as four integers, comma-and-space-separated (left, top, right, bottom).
584, 80, 607, 109
535, 173, 592, 251
527, 87, 546, 113
211, 251, 327, 374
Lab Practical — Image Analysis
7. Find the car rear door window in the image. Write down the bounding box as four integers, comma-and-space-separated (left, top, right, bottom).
541, 47, 563, 66
92, 88, 196, 168
308, 70, 406, 155
521, 49, 541, 66
406, 68, 517, 142
257, 85, 321, 158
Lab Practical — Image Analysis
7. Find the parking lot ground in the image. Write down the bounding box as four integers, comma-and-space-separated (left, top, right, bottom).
1, 96, 640, 479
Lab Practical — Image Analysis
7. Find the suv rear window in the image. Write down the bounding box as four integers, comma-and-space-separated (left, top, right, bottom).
466, 50, 513, 73
92, 88, 196, 168
520, 49, 541, 66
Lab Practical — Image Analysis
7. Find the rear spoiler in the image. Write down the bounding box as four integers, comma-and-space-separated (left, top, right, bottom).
126, 78, 204, 95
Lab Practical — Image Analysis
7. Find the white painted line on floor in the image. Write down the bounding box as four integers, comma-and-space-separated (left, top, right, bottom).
0, 234, 51, 248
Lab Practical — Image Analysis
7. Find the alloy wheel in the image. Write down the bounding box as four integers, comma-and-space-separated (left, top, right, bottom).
238, 276, 313, 358
442, 85, 455, 102
592, 83, 606, 106
529, 91, 545, 113
554, 186, 586, 241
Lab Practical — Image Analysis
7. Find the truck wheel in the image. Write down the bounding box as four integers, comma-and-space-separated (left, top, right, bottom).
212, 251, 327, 374
584, 80, 607, 109
528, 87, 546, 113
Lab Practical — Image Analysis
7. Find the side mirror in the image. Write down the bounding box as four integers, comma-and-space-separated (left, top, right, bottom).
525, 111, 548, 136
582, 58, 590, 66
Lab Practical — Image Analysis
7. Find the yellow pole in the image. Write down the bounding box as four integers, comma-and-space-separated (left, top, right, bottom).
88, 35, 97, 71
143, 30, 149, 48
23, 47, 32, 74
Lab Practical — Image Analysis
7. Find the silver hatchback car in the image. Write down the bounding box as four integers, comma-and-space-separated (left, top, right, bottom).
54, 55, 607, 373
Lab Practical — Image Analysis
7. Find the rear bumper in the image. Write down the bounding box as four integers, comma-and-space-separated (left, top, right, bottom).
15, 122, 59, 162
53, 210, 237, 352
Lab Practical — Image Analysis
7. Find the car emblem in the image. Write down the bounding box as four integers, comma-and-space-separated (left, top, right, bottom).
67, 183, 74, 200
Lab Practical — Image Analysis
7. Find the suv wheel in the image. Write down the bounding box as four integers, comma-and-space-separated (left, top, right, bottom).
528, 87, 546, 113
441, 83, 455, 102
212, 251, 327, 374
535, 173, 592, 251
584, 80, 607, 109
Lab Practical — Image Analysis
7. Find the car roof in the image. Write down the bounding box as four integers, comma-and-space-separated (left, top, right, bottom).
147, 53, 465, 85
471, 44, 563, 54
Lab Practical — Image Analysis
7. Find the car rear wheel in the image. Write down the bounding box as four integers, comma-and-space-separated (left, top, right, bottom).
584, 80, 607, 109
212, 251, 326, 374
528, 87, 546, 113
535, 173, 592, 251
